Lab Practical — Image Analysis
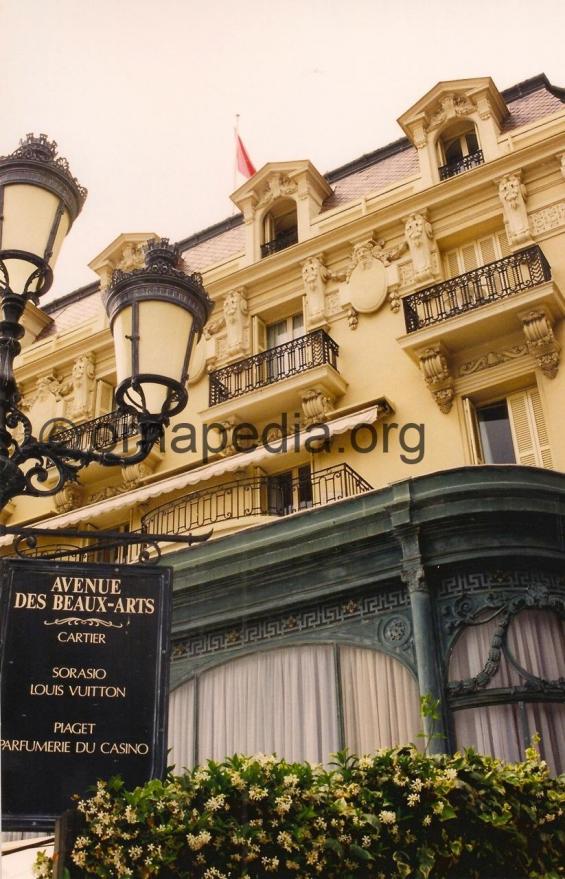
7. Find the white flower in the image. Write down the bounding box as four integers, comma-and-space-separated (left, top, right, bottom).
407, 792, 420, 806
379, 810, 397, 825
249, 785, 268, 800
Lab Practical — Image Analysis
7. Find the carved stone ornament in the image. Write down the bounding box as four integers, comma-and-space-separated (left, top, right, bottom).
347, 306, 359, 330
459, 345, 527, 376
68, 353, 96, 420
347, 239, 387, 314
519, 308, 561, 378
302, 255, 330, 326
301, 388, 335, 426
404, 212, 437, 285
417, 344, 454, 413
427, 93, 475, 130
223, 287, 250, 358
54, 482, 82, 514
121, 460, 154, 491
257, 173, 298, 208
497, 172, 531, 245
558, 153, 565, 180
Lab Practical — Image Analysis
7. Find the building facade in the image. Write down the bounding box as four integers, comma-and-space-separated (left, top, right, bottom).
2, 74, 565, 776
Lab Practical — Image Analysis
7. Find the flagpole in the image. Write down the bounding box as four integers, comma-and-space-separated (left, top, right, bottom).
233, 114, 240, 202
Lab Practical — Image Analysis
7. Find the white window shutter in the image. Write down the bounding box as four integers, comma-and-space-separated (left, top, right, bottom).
444, 249, 461, 278
528, 388, 553, 468
94, 380, 114, 416
252, 315, 267, 353
507, 388, 552, 468
497, 230, 511, 257
461, 243, 479, 272
463, 397, 484, 464
478, 235, 497, 266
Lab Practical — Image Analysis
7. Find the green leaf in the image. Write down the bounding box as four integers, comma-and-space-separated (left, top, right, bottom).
349, 843, 374, 861
324, 838, 344, 856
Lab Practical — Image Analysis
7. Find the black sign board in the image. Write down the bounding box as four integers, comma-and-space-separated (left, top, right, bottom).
0, 559, 172, 831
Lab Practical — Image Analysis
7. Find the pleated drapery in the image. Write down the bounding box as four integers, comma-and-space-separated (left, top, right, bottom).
168, 644, 422, 768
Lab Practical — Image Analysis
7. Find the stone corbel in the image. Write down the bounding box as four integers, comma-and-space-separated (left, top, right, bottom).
223, 287, 250, 359
497, 171, 532, 246
417, 343, 454, 413
518, 307, 561, 379
302, 254, 330, 329
121, 445, 162, 489
54, 482, 83, 515
557, 153, 565, 180
404, 211, 438, 287
301, 388, 335, 426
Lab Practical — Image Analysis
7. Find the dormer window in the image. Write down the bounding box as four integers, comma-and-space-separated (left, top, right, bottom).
438, 122, 483, 179
261, 198, 298, 258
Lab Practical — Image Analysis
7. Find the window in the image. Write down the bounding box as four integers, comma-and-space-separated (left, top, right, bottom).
464, 387, 552, 467
267, 464, 312, 516
261, 198, 298, 257
449, 609, 565, 774
168, 645, 421, 767
265, 313, 304, 381
444, 230, 510, 279
437, 122, 483, 178
266, 313, 304, 349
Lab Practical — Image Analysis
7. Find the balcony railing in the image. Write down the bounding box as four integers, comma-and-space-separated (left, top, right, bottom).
141, 464, 372, 535
403, 245, 551, 333
50, 409, 139, 454
209, 329, 339, 405
260, 227, 298, 258
438, 149, 484, 180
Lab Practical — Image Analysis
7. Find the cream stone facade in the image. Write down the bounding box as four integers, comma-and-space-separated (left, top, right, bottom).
2, 75, 565, 778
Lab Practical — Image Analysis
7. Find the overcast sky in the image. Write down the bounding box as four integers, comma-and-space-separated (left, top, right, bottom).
2, 0, 565, 300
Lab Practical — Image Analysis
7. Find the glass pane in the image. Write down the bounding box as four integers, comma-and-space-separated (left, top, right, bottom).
292, 313, 304, 336
444, 136, 464, 163
477, 400, 516, 464
525, 702, 565, 775
466, 130, 479, 154
507, 610, 565, 680
298, 465, 313, 509
267, 319, 288, 349
454, 703, 523, 763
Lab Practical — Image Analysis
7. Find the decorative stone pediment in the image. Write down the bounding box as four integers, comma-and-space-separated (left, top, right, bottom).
88, 232, 158, 289
398, 77, 508, 144
397, 78, 509, 186
230, 161, 333, 264
231, 161, 331, 214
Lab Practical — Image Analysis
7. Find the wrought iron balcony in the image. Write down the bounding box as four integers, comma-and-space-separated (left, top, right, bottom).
141, 464, 372, 536
403, 245, 551, 333
209, 329, 339, 406
438, 149, 484, 180
50, 409, 139, 454
260, 227, 298, 258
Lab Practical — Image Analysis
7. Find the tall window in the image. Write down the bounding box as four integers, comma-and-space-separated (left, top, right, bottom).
261, 198, 298, 257
438, 122, 483, 178
443, 230, 510, 279
267, 464, 312, 515
463, 387, 552, 468
449, 609, 564, 774
168, 645, 421, 768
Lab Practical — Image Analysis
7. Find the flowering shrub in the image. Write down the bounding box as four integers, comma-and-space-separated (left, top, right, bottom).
34, 744, 564, 879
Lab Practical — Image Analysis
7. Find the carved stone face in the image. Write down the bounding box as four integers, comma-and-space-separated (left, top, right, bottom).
353, 242, 373, 269
406, 215, 424, 243
302, 257, 320, 285
500, 177, 521, 206
224, 292, 239, 317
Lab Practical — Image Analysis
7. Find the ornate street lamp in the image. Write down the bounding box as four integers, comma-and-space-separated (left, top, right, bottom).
0, 135, 212, 511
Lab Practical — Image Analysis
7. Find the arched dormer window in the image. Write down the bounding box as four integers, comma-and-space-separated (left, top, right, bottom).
437, 121, 483, 180
261, 197, 298, 258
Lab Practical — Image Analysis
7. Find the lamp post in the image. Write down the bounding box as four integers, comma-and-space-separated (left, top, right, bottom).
0, 135, 212, 511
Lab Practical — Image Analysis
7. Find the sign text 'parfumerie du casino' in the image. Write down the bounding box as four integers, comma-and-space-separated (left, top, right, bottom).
0, 560, 172, 830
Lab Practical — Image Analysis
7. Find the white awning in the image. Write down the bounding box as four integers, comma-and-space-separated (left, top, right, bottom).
0, 402, 386, 541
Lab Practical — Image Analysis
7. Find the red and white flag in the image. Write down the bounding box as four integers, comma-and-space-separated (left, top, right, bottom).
235, 132, 256, 179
